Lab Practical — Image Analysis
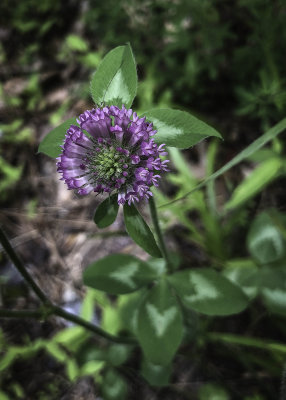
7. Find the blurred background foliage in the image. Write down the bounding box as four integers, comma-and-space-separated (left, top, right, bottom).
1, 0, 286, 399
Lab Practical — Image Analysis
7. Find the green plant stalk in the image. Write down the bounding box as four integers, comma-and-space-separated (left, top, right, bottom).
0, 226, 136, 345
0, 226, 51, 305
0, 309, 44, 319
208, 332, 286, 354
149, 196, 173, 272
161, 117, 286, 208
0, 307, 135, 344
52, 306, 135, 344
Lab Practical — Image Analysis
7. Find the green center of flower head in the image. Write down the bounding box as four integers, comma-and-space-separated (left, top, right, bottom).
86, 143, 131, 185
96, 148, 122, 178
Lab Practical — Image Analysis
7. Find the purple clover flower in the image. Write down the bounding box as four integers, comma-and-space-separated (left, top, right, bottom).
57, 105, 169, 205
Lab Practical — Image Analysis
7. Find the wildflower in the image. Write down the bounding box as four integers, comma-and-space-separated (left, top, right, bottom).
57, 105, 169, 205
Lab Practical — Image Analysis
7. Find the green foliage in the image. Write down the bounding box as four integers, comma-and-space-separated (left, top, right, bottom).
83, 254, 156, 294
169, 117, 286, 205
137, 279, 183, 365
247, 211, 285, 264
101, 369, 128, 400
199, 383, 230, 400
38, 118, 77, 158
94, 194, 119, 228
168, 269, 249, 316
141, 358, 172, 387
123, 204, 162, 258
0, 156, 23, 197
66, 34, 89, 53
143, 109, 222, 148
225, 158, 283, 210
2, 3, 286, 396
90, 44, 137, 108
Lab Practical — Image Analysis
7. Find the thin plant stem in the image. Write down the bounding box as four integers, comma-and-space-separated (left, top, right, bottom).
52, 306, 136, 344
0, 308, 44, 319
0, 306, 135, 344
0, 225, 136, 345
208, 332, 286, 354
149, 196, 173, 272
0, 226, 51, 305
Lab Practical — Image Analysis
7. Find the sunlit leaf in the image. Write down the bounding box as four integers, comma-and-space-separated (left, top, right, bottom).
66, 34, 88, 52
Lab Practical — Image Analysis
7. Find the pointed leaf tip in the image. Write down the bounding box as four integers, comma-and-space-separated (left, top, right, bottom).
143, 109, 222, 149
90, 44, 137, 108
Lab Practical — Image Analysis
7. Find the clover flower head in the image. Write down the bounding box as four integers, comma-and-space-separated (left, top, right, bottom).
57, 105, 169, 205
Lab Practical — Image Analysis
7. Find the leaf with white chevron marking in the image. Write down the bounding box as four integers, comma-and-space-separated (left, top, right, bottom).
168, 269, 249, 316
137, 278, 183, 365
83, 254, 156, 295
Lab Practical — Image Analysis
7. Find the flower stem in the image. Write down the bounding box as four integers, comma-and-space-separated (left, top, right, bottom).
149, 196, 173, 272
0, 226, 51, 305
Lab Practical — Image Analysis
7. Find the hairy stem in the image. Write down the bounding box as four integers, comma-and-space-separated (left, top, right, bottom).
149, 196, 173, 272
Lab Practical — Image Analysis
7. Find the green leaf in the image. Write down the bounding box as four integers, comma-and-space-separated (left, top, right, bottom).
80, 360, 105, 376
259, 267, 286, 316
106, 344, 133, 366
225, 158, 282, 210
143, 109, 222, 149
0, 391, 10, 400
66, 359, 79, 381
123, 204, 162, 258
102, 369, 128, 400
46, 342, 67, 363
102, 304, 122, 335
53, 326, 88, 351
141, 358, 172, 387
38, 118, 77, 158
90, 44, 137, 108
223, 260, 259, 300
80, 288, 96, 321
118, 289, 147, 335
168, 269, 249, 316
83, 254, 156, 294
247, 212, 285, 264
137, 279, 183, 365
162, 117, 286, 207
94, 194, 119, 228
199, 383, 230, 400
66, 34, 88, 52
